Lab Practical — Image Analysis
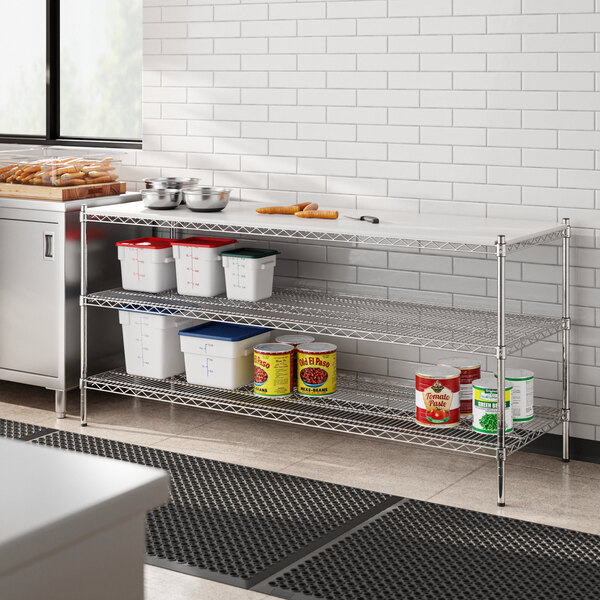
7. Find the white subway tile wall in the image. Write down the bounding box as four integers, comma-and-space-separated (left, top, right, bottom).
136, 0, 600, 441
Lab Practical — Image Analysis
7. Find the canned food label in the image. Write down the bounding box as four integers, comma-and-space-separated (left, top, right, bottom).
254, 351, 293, 397
472, 387, 513, 434
416, 377, 460, 427
297, 351, 336, 396
507, 376, 534, 422
456, 368, 479, 415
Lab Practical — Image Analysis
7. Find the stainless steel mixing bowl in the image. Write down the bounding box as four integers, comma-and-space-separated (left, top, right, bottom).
141, 188, 182, 210
144, 177, 199, 190
183, 187, 231, 212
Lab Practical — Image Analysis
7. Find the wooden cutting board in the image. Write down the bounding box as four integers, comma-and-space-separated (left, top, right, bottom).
0, 181, 126, 202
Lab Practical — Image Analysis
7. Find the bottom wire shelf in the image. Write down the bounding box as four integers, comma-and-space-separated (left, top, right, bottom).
84, 369, 562, 458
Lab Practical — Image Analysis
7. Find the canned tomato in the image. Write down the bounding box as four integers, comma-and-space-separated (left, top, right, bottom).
415, 366, 461, 428
275, 334, 315, 381
496, 368, 534, 422
254, 343, 293, 397
297, 343, 336, 396
472, 377, 513, 435
437, 357, 481, 416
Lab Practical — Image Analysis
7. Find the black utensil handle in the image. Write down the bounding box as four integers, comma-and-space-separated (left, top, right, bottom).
360, 215, 380, 224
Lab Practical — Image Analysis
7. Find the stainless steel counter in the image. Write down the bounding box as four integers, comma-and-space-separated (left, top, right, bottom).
0, 192, 141, 417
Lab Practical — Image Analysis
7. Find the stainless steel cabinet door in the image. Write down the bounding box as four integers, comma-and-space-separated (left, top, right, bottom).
0, 217, 61, 377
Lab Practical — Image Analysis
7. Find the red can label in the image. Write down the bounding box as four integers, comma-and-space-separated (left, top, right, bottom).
416, 374, 460, 427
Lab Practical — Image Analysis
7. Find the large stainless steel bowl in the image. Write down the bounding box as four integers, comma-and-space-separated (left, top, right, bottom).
183, 187, 231, 212
144, 177, 199, 190
141, 188, 182, 210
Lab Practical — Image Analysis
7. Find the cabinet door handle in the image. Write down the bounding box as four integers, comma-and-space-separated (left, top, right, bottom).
44, 232, 54, 260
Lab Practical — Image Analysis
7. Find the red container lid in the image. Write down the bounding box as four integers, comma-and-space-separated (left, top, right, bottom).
171, 236, 237, 248
115, 237, 173, 249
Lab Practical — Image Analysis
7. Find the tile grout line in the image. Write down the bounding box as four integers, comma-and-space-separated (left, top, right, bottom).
424, 460, 489, 502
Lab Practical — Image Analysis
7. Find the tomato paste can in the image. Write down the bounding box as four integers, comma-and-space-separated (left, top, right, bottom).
415, 366, 461, 427
436, 357, 481, 416
254, 343, 294, 398
275, 334, 315, 381
496, 368, 534, 422
472, 377, 513, 435
296, 342, 337, 397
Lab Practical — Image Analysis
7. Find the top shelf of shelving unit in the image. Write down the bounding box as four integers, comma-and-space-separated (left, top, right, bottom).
84, 201, 567, 255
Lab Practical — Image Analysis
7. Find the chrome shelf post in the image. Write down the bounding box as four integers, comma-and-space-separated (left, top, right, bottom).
561, 218, 571, 462
496, 234, 507, 507
80, 204, 88, 426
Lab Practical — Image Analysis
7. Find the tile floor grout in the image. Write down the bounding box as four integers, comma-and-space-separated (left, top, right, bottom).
425, 460, 489, 502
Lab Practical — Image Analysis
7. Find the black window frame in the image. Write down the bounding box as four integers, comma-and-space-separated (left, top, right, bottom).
0, 0, 142, 149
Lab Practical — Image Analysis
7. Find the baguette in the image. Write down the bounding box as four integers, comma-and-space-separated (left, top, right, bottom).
84, 173, 118, 184
294, 210, 338, 220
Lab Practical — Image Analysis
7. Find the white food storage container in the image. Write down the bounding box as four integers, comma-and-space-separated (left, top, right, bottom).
171, 236, 237, 297
220, 248, 280, 302
119, 310, 194, 379
116, 237, 176, 293
179, 322, 271, 389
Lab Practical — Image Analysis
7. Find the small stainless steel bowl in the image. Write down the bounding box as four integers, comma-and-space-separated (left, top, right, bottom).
144, 177, 199, 190
144, 178, 169, 190
141, 188, 182, 210
183, 187, 231, 212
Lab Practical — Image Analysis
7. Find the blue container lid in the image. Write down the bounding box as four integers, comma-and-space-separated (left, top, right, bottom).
178, 321, 271, 342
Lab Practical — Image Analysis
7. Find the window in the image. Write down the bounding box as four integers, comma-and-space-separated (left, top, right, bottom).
0, 0, 142, 148
0, 1, 46, 136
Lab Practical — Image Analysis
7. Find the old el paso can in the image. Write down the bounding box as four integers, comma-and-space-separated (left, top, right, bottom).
296, 343, 337, 397
254, 343, 294, 398
415, 365, 461, 427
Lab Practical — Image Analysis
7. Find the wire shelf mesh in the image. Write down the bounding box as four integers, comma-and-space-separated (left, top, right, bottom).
84, 369, 562, 458
84, 212, 566, 254
85, 287, 563, 355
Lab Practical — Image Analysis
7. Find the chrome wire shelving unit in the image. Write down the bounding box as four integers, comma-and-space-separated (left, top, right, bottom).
80, 201, 571, 506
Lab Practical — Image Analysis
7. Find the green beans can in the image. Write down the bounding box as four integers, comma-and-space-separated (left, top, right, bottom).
472, 377, 513, 435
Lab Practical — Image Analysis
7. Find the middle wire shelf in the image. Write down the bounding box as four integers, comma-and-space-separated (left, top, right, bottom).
85, 286, 562, 355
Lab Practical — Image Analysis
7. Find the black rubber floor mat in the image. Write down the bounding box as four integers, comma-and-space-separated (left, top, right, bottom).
0, 418, 55, 441
263, 499, 600, 600
33, 430, 395, 588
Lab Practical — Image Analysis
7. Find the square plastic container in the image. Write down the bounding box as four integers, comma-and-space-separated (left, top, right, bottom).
179, 322, 271, 389
119, 310, 195, 379
220, 248, 280, 302
116, 237, 176, 293
0, 145, 122, 187
171, 237, 237, 297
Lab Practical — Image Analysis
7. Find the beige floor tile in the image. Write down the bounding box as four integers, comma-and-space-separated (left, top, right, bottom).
281, 434, 487, 498
428, 460, 600, 534
154, 413, 344, 471
511, 449, 600, 481
144, 566, 269, 600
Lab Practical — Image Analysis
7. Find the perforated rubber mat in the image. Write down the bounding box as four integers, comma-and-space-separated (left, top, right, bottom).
0, 418, 55, 441
32, 430, 395, 587
263, 499, 600, 600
